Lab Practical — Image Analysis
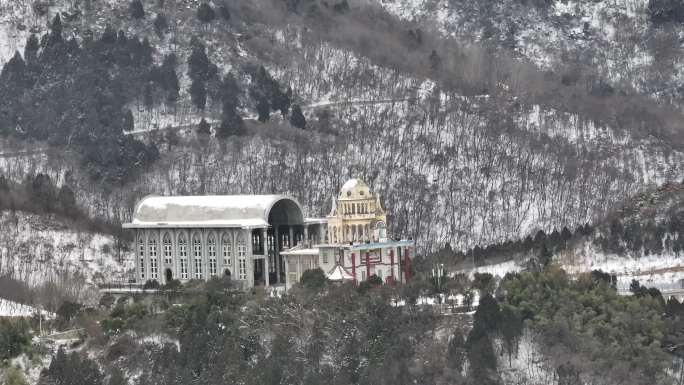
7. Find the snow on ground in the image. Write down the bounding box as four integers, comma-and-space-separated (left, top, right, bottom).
559, 245, 684, 291
456, 243, 684, 294
456, 260, 524, 280
0, 211, 132, 288
500, 329, 556, 385
0, 298, 55, 318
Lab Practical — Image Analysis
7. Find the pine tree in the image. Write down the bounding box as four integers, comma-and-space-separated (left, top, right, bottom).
24, 35, 39, 65
256, 97, 270, 122
219, 5, 231, 20
473, 293, 500, 333
130, 0, 145, 19
447, 331, 467, 373
499, 305, 523, 367
290, 104, 306, 129
122, 109, 134, 132
188, 38, 210, 81
1, 52, 28, 88
466, 326, 498, 384
197, 3, 216, 23
538, 243, 552, 267
197, 118, 211, 136
154, 13, 168, 36
218, 110, 245, 137
49, 14, 63, 45
190, 79, 207, 110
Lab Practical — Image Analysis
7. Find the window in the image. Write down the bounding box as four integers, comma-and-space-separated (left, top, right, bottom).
208, 235, 217, 277
238, 239, 246, 258
180, 259, 188, 280
361, 270, 366, 281
149, 238, 158, 279
163, 233, 172, 264
138, 238, 145, 280
179, 235, 188, 279
222, 235, 232, 265
268, 235, 275, 251
239, 259, 247, 280
238, 238, 246, 280
150, 256, 158, 280
322, 251, 328, 264
376, 269, 382, 281
252, 232, 262, 254
193, 235, 203, 279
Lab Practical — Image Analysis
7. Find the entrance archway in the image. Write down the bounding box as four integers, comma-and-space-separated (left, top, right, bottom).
165, 268, 173, 282
224, 269, 231, 279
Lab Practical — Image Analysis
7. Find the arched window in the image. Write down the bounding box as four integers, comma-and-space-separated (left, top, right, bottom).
222, 234, 232, 266
193, 234, 203, 279
208, 234, 217, 277
138, 237, 145, 280
237, 237, 247, 280
178, 234, 188, 279
149, 238, 158, 280
163, 233, 172, 264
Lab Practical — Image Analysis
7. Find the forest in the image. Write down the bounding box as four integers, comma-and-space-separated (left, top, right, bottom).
0, 0, 683, 383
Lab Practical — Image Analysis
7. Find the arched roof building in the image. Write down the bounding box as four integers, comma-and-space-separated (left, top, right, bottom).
122, 179, 413, 293
123, 194, 305, 229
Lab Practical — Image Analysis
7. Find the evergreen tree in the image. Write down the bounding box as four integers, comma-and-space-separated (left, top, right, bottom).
538, 243, 552, 267
290, 104, 306, 128
49, 14, 63, 45
218, 4, 231, 20
57, 185, 77, 216
160, 54, 180, 102
256, 97, 270, 122
190, 79, 207, 110
1, 52, 28, 88
188, 38, 210, 82
197, 118, 211, 136
197, 2, 216, 23
218, 110, 245, 137
130, 0, 145, 19
122, 109, 134, 132
154, 13, 169, 36
429, 49, 441, 71
499, 304, 523, 367
447, 331, 467, 373
473, 293, 500, 333
466, 326, 498, 385
24, 34, 39, 65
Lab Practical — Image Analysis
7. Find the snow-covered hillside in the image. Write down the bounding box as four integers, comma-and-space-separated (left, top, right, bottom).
377, 0, 684, 104
0, 211, 132, 288
0, 298, 55, 318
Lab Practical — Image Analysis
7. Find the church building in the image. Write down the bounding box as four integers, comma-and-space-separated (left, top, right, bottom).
123, 178, 414, 291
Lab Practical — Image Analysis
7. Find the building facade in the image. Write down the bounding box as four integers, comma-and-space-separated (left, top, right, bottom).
123, 179, 414, 291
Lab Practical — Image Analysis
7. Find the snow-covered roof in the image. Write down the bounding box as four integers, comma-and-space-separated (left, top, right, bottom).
338, 178, 373, 201
341, 178, 360, 190
304, 217, 328, 224
123, 194, 305, 229
327, 265, 354, 281
280, 247, 320, 256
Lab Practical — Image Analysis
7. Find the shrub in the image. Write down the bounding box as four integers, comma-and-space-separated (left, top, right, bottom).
300, 268, 328, 291
143, 279, 160, 290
